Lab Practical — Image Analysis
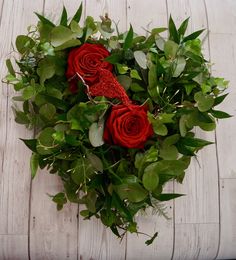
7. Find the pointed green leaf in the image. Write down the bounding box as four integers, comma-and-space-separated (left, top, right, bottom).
178, 17, 189, 36
35, 12, 55, 27
71, 3, 83, 23
60, 6, 68, 26
210, 109, 232, 119
143, 168, 159, 191
168, 15, 179, 43
183, 29, 205, 42
123, 24, 133, 50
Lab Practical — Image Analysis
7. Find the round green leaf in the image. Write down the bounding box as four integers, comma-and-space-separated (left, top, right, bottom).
89, 121, 104, 147
39, 103, 56, 120
142, 170, 159, 191
50, 25, 74, 47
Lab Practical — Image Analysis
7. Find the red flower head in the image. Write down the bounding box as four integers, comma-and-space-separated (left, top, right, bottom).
103, 104, 154, 149
66, 43, 113, 92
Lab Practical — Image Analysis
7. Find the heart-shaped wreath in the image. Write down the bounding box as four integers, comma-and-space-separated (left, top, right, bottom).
5, 4, 230, 244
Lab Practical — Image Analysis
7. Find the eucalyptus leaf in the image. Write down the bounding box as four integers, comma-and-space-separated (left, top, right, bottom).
134, 50, 147, 69
89, 121, 104, 147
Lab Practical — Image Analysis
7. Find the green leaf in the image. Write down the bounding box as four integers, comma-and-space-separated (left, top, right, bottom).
71, 158, 94, 185
35, 12, 55, 27
15, 35, 35, 54
214, 93, 228, 106
134, 50, 147, 69
52, 192, 67, 205
84, 190, 97, 213
155, 35, 165, 51
6, 59, 15, 76
116, 64, 129, 74
55, 39, 81, 51
89, 121, 104, 147
179, 115, 187, 137
155, 193, 184, 201
20, 138, 37, 153
173, 56, 186, 77
145, 232, 158, 246
145, 159, 187, 177
163, 134, 180, 146
36, 127, 56, 155
87, 153, 103, 172
13, 109, 30, 125
142, 168, 159, 191
123, 24, 133, 50
22, 85, 36, 100
180, 137, 213, 147
39, 103, 56, 120
115, 183, 148, 203
117, 75, 132, 90
71, 3, 83, 23
60, 6, 68, 26
30, 153, 39, 179
168, 15, 179, 43
194, 92, 214, 112
210, 109, 232, 119
37, 57, 55, 85
183, 29, 205, 42
178, 17, 189, 36
104, 53, 122, 64
50, 25, 74, 47
130, 69, 142, 80
160, 145, 178, 160
130, 83, 144, 92
164, 40, 178, 59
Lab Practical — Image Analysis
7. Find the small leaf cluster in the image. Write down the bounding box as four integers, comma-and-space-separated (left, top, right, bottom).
5, 4, 230, 244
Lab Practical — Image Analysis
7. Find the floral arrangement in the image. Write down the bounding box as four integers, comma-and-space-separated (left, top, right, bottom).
5, 4, 230, 244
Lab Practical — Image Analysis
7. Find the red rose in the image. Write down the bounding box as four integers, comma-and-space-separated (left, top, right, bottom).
66, 43, 113, 91
103, 104, 154, 149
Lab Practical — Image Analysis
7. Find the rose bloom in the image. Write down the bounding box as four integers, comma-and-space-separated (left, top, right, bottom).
103, 104, 154, 149
66, 43, 113, 92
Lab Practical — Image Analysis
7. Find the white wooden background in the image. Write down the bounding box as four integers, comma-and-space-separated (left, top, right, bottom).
0, 0, 236, 259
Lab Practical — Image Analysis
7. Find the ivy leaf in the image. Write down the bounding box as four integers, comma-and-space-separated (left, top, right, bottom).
115, 183, 148, 203
30, 153, 39, 179
123, 24, 133, 50
37, 57, 55, 85
39, 103, 56, 120
194, 92, 214, 112
15, 35, 35, 54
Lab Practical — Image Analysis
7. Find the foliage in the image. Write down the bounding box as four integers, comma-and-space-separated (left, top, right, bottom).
4, 4, 230, 244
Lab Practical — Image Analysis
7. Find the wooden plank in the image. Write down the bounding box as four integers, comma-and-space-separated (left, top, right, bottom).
29, 1, 79, 260
173, 223, 219, 260
205, 1, 236, 257
77, 1, 127, 259
125, 2, 175, 259
0, 235, 28, 260
166, 0, 220, 258
29, 171, 78, 260
217, 179, 236, 259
